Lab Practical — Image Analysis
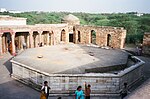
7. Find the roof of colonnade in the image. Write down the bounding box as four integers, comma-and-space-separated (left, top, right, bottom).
0, 23, 68, 33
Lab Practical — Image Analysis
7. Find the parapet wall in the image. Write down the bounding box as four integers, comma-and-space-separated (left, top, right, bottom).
11, 56, 144, 96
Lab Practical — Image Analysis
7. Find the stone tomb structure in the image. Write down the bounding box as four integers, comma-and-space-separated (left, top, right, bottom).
73, 25, 126, 49
11, 44, 145, 98
0, 14, 144, 98
143, 32, 150, 55
0, 14, 126, 56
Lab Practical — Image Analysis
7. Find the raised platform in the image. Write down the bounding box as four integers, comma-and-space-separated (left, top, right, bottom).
12, 44, 128, 74
11, 44, 145, 96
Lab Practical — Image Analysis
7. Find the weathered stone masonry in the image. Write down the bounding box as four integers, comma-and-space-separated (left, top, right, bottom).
0, 14, 126, 55
0, 24, 69, 55
74, 25, 126, 49
11, 56, 144, 96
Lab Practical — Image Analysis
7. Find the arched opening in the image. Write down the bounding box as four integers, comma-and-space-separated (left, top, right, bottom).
107, 34, 111, 47
41, 31, 49, 46
78, 31, 81, 43
33, 31, 39, 48
15, 32, 29, 51
2, 32, 11, 54
69, 33, 73, 42
61, 29, 66, 42
91, 30, 96, 44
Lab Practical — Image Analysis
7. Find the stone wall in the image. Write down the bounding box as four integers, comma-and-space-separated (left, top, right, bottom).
74, 25, 126, 49
0, 24, 69, 55
0, 15, 127, 56
143, 33, 150, 55
11, 56, 144, 97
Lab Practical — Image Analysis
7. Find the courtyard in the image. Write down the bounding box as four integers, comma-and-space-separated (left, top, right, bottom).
12, 44, 128, 74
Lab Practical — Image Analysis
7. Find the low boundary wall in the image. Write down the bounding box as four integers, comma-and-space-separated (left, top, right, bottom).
11, 56, 144, 97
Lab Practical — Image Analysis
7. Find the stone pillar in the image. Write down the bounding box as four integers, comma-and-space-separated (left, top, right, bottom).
20, 36, 24, 49
74, 30, 77, 44
11, 33, 16, 56
87, 31, 91, 44
29, 31, 33, 48
2, 35, 6, 53
39, 31, 42, 44
27, 34, 30, 48
47, 32, 50, 46
52, 30, 56, 45
120, 30, 126, 49
49, 32, 53, 45
0, 34, 2, 55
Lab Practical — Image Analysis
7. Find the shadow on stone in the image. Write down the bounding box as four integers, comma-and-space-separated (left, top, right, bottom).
3, 57, 13, 75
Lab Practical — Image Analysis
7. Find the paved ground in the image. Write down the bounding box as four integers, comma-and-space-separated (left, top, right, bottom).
0, 46, 150, 99
0, 54, 40, 99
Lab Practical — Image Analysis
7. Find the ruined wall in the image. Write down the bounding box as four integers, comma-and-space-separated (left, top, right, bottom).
74, 25, 126, 49
11, 56, 144, 97
143, 33, 150, 55
34, 24, 69, 45
0, 24, 69, 55
52, 26, 69, 44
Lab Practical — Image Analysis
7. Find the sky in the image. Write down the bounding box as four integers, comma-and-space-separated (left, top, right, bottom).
0, 0, 150, 13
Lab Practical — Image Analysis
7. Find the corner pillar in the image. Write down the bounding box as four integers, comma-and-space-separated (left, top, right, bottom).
0, 34, 2, 55
39, 31, 42, 44
11, 32, 16, 56
29, 31, 33, 48
47, 32, 50, 45
53, 30, 56, 45
120, 30, 127, 49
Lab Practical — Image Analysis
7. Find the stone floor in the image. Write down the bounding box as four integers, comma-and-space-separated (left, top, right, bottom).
0, 53, 40, 99
12, 44, 128, 74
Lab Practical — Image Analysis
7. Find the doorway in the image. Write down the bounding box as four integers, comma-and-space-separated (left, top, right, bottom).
107, 34, 111, 46
69, 33, 73, 42
91, 30, 96, 44
60, 29, 66, 42
78, 31, 81, 43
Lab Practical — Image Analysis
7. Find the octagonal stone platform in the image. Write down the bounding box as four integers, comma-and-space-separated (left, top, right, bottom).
12, 44, 128, 74
11, 44, 144, 97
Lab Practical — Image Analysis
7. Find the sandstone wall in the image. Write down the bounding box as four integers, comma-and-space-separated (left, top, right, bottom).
0, 24, 69, 55
74, 25, 126, 49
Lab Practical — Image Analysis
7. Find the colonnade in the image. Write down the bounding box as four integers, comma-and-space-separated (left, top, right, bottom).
0, 30, 55, 56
